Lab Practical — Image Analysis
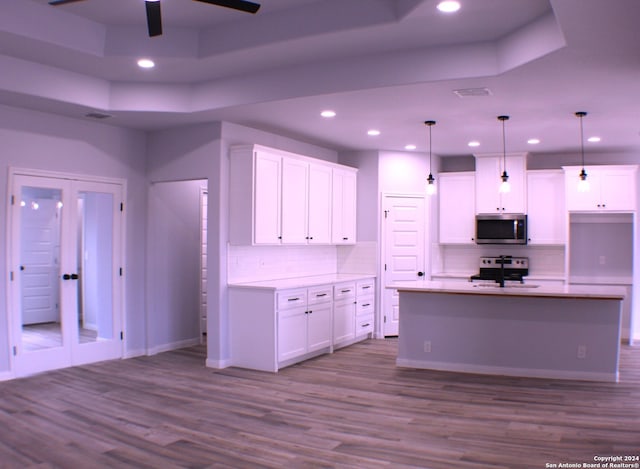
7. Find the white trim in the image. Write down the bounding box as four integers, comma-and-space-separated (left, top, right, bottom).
9, 167, 126, 186
206, 358, 233, 369
396, 358, 619, 383
0, 371, 15, 382
123, 348, 147, 359
147, 338, 200, 356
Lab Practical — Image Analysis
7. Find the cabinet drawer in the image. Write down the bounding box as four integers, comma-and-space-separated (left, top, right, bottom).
277, 289, 308, 310
356, 297, 374, 315
308, 285, 333, 305
356, 314, 374, 333
334, 282, 356, 301
357, 279, 375, 295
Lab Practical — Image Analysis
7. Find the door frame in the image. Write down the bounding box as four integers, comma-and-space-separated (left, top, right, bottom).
6, 167, 127, 378
378, 192, 431, 338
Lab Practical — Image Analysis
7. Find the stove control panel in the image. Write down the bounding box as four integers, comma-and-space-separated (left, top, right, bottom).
479, 256, 529, 269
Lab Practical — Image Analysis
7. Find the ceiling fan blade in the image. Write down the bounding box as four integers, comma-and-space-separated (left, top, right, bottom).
145, 0, 163, 37
193, 0, 260, 14
49, 0, 87, 5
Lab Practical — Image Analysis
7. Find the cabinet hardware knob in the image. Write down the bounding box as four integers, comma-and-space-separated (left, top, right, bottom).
343, 237, 348, 240
417, 271, 424, 277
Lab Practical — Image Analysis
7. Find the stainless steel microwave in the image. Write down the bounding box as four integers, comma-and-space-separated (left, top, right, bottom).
475, 214, 527, 245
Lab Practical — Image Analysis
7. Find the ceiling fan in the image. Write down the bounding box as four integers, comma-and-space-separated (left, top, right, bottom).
48, 0, 261, 37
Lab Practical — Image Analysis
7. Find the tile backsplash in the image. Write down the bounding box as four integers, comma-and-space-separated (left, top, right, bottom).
227, 242, 377, 283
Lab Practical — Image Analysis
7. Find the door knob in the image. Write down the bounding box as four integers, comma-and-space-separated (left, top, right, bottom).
417, 271, 425, 277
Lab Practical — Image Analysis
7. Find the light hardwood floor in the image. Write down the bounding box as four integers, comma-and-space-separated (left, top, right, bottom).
0, 339, 639, 468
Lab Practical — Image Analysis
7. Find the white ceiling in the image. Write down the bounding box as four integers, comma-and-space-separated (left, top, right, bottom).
3, 0, 640, 158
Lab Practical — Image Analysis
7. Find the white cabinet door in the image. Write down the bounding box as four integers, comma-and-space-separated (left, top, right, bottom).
438, 172, 476, 243
600, 168, 637, 211
332, 168, 357, 244
307, 303, 332, 352
254, 151, 282, 244
307, 163, 333, 244
281, 158, 309, 244
333, 300, 355, 344
475, 154, 526, 213
564, 165, 637, 212
277, 306, 307, 362
527, 170, 565, 244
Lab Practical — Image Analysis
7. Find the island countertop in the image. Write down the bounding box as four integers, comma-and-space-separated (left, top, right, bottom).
390, 280, 626, 300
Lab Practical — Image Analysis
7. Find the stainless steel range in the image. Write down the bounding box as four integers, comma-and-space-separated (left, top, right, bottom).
469, 256, 529, 286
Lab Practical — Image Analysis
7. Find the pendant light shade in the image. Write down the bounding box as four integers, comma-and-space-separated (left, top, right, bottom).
425, 120, 437, 195
497, 115, 510, 193
575, 111, 590, 193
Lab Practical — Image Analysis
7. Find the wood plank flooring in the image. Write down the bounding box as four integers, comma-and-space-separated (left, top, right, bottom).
0, 339, 639, 468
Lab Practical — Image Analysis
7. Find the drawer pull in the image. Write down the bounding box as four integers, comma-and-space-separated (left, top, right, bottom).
287, 297, 300, 302
362, 286, 371, 289
361, 323, 370, 328
316, 293, 328, 297
362, 303, 370, 307
341, 289, 351, 293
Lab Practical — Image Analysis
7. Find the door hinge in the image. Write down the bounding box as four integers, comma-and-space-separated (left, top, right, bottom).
384, 210, 389, 219
384, 316, 387, 323
120, 202, 124, 212
120, 331, 124, 340
13, 346, 17, 356
384, 264, 387, 271
119, 267, 123, 276
11, 195, 15, 206
10, 271, 13, 281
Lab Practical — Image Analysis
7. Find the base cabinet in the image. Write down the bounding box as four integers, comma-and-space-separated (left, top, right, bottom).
230, 276, 375, 372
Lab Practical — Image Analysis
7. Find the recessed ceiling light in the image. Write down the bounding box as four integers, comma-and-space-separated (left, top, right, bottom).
367, 129, 381, 136
468, 141, 480, 147
587, 136, 601, 142
137, 58, 155, 69
405, 144, 417, 150
527, 138, 540, 145
437, 1, 461, 13
320, 110, 336, 118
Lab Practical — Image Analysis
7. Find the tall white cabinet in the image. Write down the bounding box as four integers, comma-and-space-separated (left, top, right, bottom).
229, 144, 357, 245
438, 172, 476, 244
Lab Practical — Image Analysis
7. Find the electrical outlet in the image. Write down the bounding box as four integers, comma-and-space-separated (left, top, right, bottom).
577, 345, 587, 359
423, 340, 431, 353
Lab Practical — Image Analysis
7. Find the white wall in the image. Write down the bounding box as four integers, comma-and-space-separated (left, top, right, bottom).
146, 179, 205, 354
0, 104, 148, 371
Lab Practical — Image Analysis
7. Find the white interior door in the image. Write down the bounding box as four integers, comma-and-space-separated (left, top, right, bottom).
10, 173, 124, 377
381, 195, 426, 336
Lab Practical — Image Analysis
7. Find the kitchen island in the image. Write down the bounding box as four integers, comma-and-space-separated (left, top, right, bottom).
394, 281, 626, 382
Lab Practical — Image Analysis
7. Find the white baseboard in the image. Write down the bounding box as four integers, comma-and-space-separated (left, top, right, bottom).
0, 370, 14, 382
396, 358, 618, 383
123, 348, 147, 359
147, 337, 200, 356
206, 357, 232, 369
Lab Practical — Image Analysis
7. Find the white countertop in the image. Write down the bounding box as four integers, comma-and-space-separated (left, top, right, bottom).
229, 273, 375, 290
390, 280, 626, 300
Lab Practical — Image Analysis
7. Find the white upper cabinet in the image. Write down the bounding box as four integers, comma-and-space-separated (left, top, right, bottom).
564, 165, 638, 212
475, 153, 527, 214
281, 158, 309, 244
307, 164, 333, 244
332, 168, 357, 244
438, 172, 476, 244
229, 144, 356, 245
527, 170, 566, 245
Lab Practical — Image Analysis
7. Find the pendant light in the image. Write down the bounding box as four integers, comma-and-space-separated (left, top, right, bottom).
425, 120, 437, 195
497, 115, 510, 193
575, 111, 590, 192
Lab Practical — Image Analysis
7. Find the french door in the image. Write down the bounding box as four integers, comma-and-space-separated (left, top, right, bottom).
9, 172, 124, 377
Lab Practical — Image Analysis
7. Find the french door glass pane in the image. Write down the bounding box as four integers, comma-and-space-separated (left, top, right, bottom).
19, 186, 63, 351
77, 190, 114, 343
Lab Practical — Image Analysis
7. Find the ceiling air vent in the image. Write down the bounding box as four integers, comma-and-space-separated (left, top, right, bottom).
453, 87, 492, 98
85, 111, 112, 120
